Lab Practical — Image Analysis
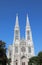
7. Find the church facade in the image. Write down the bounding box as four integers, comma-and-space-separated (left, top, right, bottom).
7, 14, 34, 65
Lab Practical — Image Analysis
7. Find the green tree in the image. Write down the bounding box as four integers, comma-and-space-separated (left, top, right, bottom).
38, 52, 42, 65
28, 51, 42, 65
0, 40, 7, 65
28, 56, 39, 65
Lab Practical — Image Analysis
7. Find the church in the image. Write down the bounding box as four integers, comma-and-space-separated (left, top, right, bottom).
7, 14, 34, 65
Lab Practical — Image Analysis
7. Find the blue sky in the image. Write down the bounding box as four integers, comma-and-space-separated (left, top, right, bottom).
0, 0, 42, 55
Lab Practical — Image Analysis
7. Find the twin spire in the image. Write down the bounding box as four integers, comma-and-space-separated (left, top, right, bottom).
26, 14, 30, 28
14, 14, 31, 41
15, 14, 19, 28
15, 14, 30, 28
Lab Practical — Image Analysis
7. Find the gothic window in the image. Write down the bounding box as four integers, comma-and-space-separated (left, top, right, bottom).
16, 62, 17, 65
28, 63, 29, 64
28, 47, 31, 53
10, 52, 11, 57
15, 30, 19, 40
15, 46, 18, 53
22, 62, 25, 65
9, 51, 11, 58
21, 47, 26, 52
27, 31, 30, 40
16, 60, 18, 65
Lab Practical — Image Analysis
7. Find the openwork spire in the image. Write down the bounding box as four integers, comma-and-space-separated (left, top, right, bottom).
15, 14, 19, 28
26, 14, 30, 28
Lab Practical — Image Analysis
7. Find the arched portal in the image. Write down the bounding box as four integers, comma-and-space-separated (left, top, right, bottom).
21, 56, 27, 65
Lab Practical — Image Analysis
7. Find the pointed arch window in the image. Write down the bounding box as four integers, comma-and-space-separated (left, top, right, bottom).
9, 52, 11, 58
16, 62, 18, 65
15, 30, 19, 40
16, 60, 18, 65
27, 31, 30, 40
22, 62, 25, 65
21, 47, 26, 52
15, 46, 18, 53
28, 47, 31, 53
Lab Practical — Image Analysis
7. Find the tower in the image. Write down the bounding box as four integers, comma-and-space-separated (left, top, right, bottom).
25, 14, 32, 41
11, 14, 20, 65
14, 14, 20, 42
25, 14, 34, 56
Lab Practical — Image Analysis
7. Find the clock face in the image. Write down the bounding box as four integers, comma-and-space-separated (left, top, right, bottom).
21, 47, 26, 52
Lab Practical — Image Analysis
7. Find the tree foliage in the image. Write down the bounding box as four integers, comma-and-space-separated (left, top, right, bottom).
28, 52, 42, 65
38, 51, 42, 64
0, 40, 7, 65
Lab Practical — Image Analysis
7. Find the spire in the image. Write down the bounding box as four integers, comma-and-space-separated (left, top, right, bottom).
26, 14, 32, 40
26, 14, 30, 28
15, 14, 19, 28
14, 14, 20, 42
